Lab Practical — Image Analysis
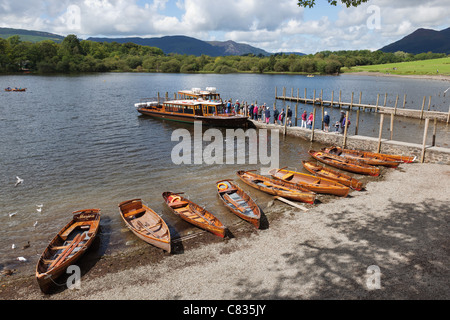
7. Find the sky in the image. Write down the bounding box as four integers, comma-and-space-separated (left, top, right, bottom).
0, 0, 448, 54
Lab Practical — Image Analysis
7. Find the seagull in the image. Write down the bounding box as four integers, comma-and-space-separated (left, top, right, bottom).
36, 204, 43, 208
14, 176, 24, 187
33, 221, 38, 229
22, 241, 30, 250
16, 257, 27, 262
12, 244, 16, 250
36, 207, 42, 213
8, 212, 17, 218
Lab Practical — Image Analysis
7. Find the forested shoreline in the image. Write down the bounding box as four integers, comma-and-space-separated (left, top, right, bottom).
0, 34, 447, 75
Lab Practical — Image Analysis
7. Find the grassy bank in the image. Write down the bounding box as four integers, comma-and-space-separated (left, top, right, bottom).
341, 57, 450, 76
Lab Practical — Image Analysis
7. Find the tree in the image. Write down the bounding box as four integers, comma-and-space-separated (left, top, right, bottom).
298, 0, 369, 8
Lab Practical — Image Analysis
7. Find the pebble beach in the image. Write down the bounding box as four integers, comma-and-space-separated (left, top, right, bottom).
1, 162, 449, 300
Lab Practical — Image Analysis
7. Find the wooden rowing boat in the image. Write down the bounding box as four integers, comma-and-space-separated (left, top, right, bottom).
236, 170, 316, 204
302, 161, 364, 191
216, 179, 261, 228
269, 168, 350, 197
308, 150, 380, 176
118, 199, 171, 253
322, 146, 402, 168
325, 146, 415, 164
36, 209, 101, 293
162, 192, 226, 238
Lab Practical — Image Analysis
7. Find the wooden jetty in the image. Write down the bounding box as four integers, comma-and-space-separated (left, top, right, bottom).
275, 87, 449, 123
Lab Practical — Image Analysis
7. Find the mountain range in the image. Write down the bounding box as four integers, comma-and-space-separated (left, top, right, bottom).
1, 26, 449, 56
379, 27, 450, 54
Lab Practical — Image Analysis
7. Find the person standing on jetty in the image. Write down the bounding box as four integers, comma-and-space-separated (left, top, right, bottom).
323, 111, 330, 132
253, 104, 258, 120
273, 106, 279, 125
279, 108, 285, 125
287, 106, 292, 126
265, 106, 271, 124
342, 114, 351, 133
234, 100, 240, 115
307, 112, 314, 129
301, 110, 307, 128
339, 112, 345, 134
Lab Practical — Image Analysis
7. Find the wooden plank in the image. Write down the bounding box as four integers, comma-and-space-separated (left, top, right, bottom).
274, 196, 309, 212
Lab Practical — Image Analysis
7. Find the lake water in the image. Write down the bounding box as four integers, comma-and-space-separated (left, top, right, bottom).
0, 73, 449, 275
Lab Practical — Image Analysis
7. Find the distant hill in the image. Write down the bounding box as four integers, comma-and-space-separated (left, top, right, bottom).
380, 27, 450, 54
0, 27, 64, 43
88, 35, 273, 57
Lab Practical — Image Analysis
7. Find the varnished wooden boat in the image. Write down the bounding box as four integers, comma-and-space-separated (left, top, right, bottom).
236, 170, 316, 204
216, 179, 261, 228
322, 146, 402, 168
162, 192, 226, 238
302, 161, 364, 191
269, 168, 350, 197
308, 150, 380, 176
36, 209, 101, 293
118, 199, 171, 253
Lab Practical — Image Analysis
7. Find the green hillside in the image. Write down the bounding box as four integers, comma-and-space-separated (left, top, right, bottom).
341, 57, 450, 76
0, 27, 64, 43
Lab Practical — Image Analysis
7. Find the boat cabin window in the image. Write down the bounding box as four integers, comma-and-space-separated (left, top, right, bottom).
184, 106, 194, 114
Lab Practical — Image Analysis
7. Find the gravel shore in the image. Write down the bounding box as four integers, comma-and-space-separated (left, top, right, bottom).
1, 163, 449, 300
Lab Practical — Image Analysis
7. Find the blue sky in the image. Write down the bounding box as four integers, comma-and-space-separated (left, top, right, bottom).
0, 0, 448, 54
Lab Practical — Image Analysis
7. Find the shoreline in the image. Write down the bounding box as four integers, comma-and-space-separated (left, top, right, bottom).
1, 163, 449, 300
342, 71, 450, 81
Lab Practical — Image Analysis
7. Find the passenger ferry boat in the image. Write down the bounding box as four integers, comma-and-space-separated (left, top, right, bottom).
135, 87, 249, 128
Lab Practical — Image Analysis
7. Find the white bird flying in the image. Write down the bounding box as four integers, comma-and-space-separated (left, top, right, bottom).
14, 176, 24, 187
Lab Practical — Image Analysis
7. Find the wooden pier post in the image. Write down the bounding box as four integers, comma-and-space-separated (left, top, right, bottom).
351, 92, 354, 109
165, 92, 168, 100
421, 118, 430, 163
295, 103, 298, 127
447, 105, 450, 124
420, 96, 426, 120
355, 109, 360, 135
283, 87, 286, 98
157, 92, 160, 103
339, 90, 342, 109
402, 94, 407, 109
390, 112, 395, 140
311, 108, 317, 142
320, 89, 323, 106
321, 106, 324, 130
377, 114, 384, 153
331, 91, 334, 107
375, 94, 380, 112
358, 92, 362, 107
284, 107, 288, 136
343, 111, 349, 148
291, 88, 294, 98
275, 87, 277, 98
313, 89, 316, 105
297, 88, 300, 102
384, 93, 388, 107
394, 94, 399, 115
305, 88, 307, 101
427, 96, 432, 111
432, 118, 437, 147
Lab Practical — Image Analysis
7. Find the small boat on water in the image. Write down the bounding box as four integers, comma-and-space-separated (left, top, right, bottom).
236, 170, 316, 204
135, 87, 248, 128
308, 150, 380, 176
118, 199, 171, 253
322, 146, 403, 168
269, 168, 350, 197
36, 209, 101, 293
216, 179, 261, 228
302, 161, 364, 191
162, 192, 226, 238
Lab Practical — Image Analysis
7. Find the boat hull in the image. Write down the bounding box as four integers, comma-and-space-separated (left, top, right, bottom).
137, 108, 249, 128
118, 199, 171, 253
216, 179, 261, 228
322, 146, 402, 168
309, 150, 380, 176
35, 209, 101, 293
162, 192, 226, 238
269, 168, 350, 197
302, 161, 364, 191
236, 171, 316, 204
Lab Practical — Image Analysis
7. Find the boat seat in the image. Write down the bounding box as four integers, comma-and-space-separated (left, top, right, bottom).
282, 173, 294, 180
169, 201, 189, 209
61, 222, 90, 239
218, 187, 238, 194
124, 208, 146, 218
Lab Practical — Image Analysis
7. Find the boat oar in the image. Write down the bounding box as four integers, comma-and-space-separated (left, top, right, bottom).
274, 196, 309, 212
49, 232, 86, 270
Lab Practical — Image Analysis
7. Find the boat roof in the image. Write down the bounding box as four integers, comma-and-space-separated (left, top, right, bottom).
164, 99, 223, 106
178, 87, 220, 96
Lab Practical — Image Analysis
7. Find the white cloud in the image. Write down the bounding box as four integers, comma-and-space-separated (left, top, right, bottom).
0, 0, 447, 53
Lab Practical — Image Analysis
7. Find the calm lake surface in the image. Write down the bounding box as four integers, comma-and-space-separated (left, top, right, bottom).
1, 73, 449, 274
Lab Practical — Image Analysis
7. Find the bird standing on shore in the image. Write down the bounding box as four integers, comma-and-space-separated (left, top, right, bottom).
8, 212, 17, 218
15, 176, 23, 187
16, 257, 27, 262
